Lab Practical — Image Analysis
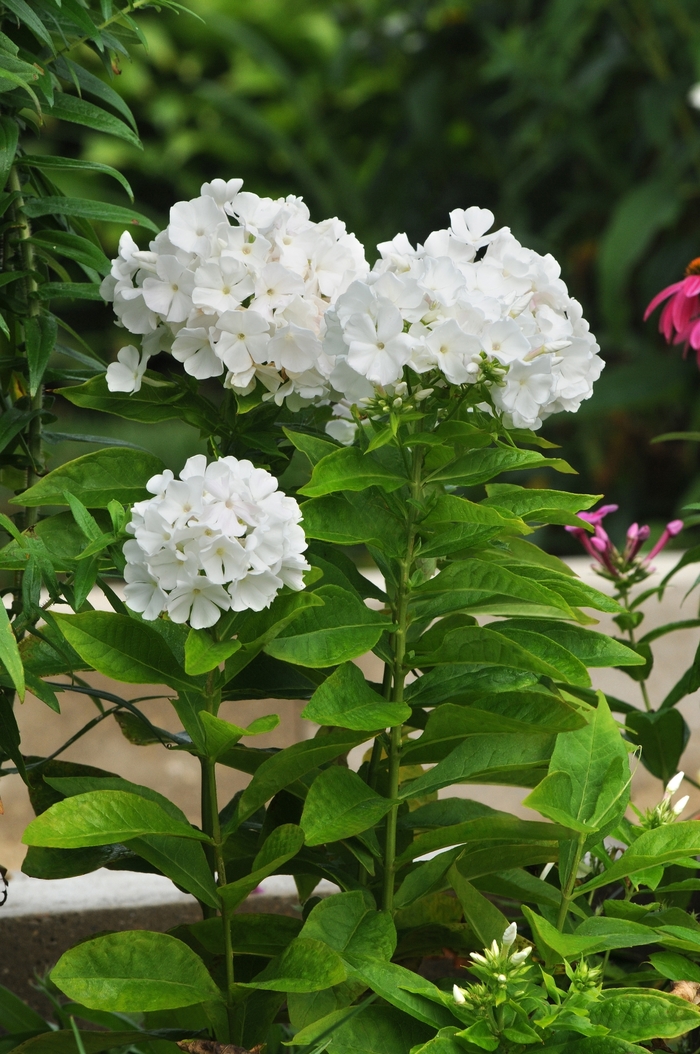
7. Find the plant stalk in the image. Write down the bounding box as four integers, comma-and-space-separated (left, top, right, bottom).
382, 440, 423, 912
556, 833, 586, 930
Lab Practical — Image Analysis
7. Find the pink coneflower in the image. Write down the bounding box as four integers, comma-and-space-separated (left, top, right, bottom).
644, 257, 700, 363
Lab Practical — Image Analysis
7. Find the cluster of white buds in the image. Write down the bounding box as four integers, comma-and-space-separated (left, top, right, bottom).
638, 770, 690, 830
123, 454, 309, 629
102, 178, 368, 409
453, 923, 533, 1006
324, 207, 603, 435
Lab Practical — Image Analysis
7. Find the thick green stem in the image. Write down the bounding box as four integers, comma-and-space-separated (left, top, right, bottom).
202, 753, 235, 1038
382, 443, 422, 912
556, 834, 586, 930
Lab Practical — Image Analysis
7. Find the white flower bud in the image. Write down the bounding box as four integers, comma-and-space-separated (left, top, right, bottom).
414, 388, 433, 402
394, 381, 408, 396
490, 939, 500, 956
453, 985, 467, 1005
470, 952, 487, 965
502, 923, 517, 948
510, 946, 532, 964
673, 795, 690, 816
666, 771, 685, 796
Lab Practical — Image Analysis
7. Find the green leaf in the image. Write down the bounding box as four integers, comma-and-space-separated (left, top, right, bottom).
0, 115, 18, 191
6, 1032, 168, 1054
197, 710, 278, 760
184, 629, 241, 676
525, 694, 629, 852
496, 566, 621, 614
483, 483, 601, 520
218, 824, 304, 910
301, 493, 402, 552
57, 374, 187, 423
25, 313, 57, 396
393, 847, 464, 908
302, 662, 409, 730
184, 913, 302, 957
402, 700, 583, 764
302, 890, 396, 961
22, 197, 158, 233
417, 625, 576, 681
23, 790, 210, 848
485, 624, 590, 686
399, 732, 552, 799
428, 446, 576, 486
46, 93, 141, 147
51, 931, 222, 1010
21, 155, 133, 201
52, 612, 196, 693
299, 447, 407, 497
0, 982, 48, 1034
237, 937, 347, 992
421, 492, 526, 531
283, 427, 340, 465
397, 812, 565, 866
524, 908, 661, 962
2, 0, 52, 47
447, 865, 508, 947
422, 690, 584, 736
264, 585, 391, 668
293, 1004, 432, 1054
234, 728, 368, 826
411, 559, 577, 620
0, 591, 24, 699
649, 951, 700, 983
29, 231, 110, 275
577, 821, 700, 894
344, 959, 457, 1030
11, 448, 164, 508
495, 619, 641, 667
301, 766, 396, 845
590, 988, 700, 1042
626, 708, 689, 785
35, 282, 103, 302
127, 835, 219, 908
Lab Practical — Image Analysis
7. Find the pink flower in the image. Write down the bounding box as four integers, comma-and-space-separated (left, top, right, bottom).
566, 506, 683, 578
644, 258, 700, 362
645, 519, 684, 564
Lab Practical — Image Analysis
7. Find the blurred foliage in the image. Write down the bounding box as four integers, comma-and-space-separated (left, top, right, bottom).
35, 0, 700, 544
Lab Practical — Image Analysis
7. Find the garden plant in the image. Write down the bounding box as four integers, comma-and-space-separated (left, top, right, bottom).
7, 4, 700, 1054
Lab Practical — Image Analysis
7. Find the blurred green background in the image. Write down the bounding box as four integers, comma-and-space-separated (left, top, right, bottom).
39, 0, 700, 550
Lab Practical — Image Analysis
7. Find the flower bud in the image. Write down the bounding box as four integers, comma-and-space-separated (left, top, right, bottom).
453, 984, 467, 1005
510, 946, 532, 964
666, 771, 685, 796
673, 795, 690, 816
502, 922, 517, 948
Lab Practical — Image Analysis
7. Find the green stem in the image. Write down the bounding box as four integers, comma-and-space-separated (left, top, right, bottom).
619, 586, 651, 712
201, 753, 235, 1039
382, 442, 422, 912
556, 834, 586, 931
8, 166, 42, 529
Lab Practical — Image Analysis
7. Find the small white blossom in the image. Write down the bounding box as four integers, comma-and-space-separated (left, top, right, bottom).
123, 455, 310, 628
105, 345, 150, 394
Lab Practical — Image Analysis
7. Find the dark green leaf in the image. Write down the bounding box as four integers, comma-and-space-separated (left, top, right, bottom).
0, 115, 18, 191
25, 312, 57, 395
299, 447, 407, 496
22, 196, 158, 233
51, 931, 222, 1010
46, 93, 141, 147
11, 448, 164, 508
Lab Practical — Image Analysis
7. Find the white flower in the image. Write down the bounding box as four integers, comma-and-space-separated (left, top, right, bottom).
192, 256, 254, 315
103, 178, 369, 409
123, 455, 309, 627
169, 195, 225, 256
344, 299, 413, 386
492, 358, 555, 430
141, 255, 195, 323
106, 345, 150, 394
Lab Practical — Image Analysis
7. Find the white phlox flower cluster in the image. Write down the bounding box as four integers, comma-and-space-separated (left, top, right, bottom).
324, 206, 603, 431
123, 454, 310, 629
102, 178, 368, 408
